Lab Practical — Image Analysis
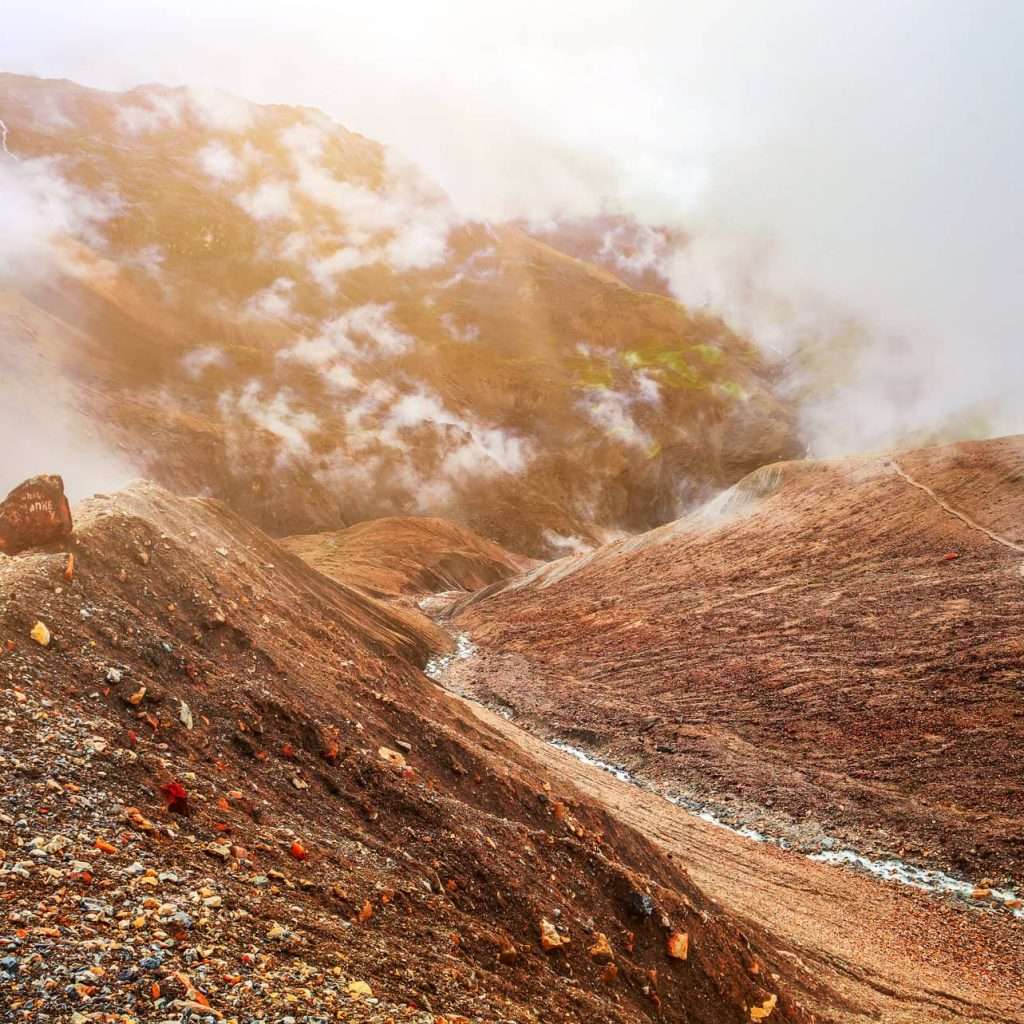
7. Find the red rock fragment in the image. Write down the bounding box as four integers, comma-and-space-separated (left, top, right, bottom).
588, 932, 614, 963
124, 807, 156, 832
0, 475, 73, 554
494, 933, 518, 964
538, 917, 568, 951
160, 780, 190, 814
667, 930, 689, 960
750, 992, 778, 1020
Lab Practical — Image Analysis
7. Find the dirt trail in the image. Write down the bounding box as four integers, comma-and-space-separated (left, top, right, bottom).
890, 460, 1024, 554
455, 697, 1024, 1024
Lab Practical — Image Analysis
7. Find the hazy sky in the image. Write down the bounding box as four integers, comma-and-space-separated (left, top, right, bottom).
4, 0, 1024, 450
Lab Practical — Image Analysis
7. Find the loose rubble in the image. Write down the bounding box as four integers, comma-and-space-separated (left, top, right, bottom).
0, 481, 810, 1024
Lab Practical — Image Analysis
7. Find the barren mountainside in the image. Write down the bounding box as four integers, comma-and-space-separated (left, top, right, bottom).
280, 516, 532, 598
0, 72, 798, 556
2, 61, 1022, 1024
450, 434, 1024, 883
0, 482, 813, 1022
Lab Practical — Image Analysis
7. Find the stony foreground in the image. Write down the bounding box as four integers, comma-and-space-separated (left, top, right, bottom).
0, 482, 811, 1024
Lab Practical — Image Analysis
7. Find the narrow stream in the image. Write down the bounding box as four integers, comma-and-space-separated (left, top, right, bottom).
426, 629, 1023, 920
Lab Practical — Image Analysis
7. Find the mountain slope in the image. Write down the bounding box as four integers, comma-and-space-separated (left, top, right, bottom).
0, 72, 798, 555
450, 434, 1024, 884
457, 697, 1024, 1024
281, 515, 532, 598
0, 481, 814, 1023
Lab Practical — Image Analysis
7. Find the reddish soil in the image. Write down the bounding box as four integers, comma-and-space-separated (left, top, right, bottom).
0, 482, 817, 1023
451, 436, 1024, 884
280, 516, 532, 599
457, 700, 1024, 1024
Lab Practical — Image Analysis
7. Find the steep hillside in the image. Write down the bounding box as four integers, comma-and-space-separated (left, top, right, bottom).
281, 516, 531, 598
450, 435, 1024, 884
0, 481, 814, 1023
520, 214, 679, 297
0, 72, 798, 556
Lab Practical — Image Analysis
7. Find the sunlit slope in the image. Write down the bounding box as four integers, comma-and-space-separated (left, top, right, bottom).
282, 515, 532, 598
453, 434, 1024, 880
0, 73, 798, 554
0, 479, 815, 1023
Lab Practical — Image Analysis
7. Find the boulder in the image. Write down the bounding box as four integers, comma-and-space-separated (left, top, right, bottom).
0, 475, 73, 554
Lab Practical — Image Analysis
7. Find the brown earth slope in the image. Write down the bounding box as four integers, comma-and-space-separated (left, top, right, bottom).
0, 481, 816, 1023
450, 434, 1024, 884
281, 516, 532, 599
455, 699, 1024, 1024
0, 72, 799, 556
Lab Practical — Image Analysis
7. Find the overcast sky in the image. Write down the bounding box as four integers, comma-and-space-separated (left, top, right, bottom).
4, 0, 1024, 450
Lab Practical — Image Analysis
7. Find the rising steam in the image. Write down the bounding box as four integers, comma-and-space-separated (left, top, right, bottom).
3, 0, 1023, 475
0, 144, 135, 499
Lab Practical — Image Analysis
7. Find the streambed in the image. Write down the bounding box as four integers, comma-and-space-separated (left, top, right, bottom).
426, 629, 1023, 920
